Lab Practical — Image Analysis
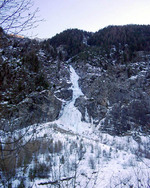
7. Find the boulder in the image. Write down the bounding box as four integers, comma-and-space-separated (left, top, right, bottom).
55, 89, 73, 101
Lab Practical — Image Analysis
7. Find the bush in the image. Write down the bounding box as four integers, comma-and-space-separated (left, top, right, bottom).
17, 180, 25, 188
54, 140, 63, 153
89, 157, 95, 170
29, 163, 49, 180
35, 74, 49, 90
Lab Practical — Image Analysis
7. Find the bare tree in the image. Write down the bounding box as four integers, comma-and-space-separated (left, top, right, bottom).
0, 0, 42, 35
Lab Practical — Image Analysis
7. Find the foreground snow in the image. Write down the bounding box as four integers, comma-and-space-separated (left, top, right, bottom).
7, 121, 149, 188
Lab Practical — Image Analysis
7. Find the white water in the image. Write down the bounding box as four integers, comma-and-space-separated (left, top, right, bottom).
56, 66, 85, 132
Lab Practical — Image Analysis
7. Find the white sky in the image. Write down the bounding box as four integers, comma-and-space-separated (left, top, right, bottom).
31, 0, 150, 38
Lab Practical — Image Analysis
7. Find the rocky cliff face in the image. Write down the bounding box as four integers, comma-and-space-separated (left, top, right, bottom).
71, 53, 150, 135
0, 25, 150, 135
0, 30, 68, 130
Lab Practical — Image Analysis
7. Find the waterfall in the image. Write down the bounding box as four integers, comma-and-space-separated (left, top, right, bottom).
56, 66, 84, 132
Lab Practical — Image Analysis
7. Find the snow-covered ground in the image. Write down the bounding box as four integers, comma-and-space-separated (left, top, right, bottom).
0, 66, 150, 188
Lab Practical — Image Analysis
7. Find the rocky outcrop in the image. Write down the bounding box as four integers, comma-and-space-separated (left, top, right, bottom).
75, 96, 107, 124
17, 90, 62, 126
55, 89, 73, 101
1, 90, 62, 130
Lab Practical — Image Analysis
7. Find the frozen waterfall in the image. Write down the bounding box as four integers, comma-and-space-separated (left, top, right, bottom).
56, 66, 84, 132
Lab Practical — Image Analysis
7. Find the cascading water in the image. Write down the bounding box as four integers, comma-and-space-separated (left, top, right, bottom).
56, 65, 84, 132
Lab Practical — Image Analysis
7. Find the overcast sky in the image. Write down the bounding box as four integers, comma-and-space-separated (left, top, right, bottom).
31, 0, 150, 39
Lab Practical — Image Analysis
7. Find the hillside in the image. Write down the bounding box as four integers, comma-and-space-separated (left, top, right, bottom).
48, 29, 92, 58
88, 25, 150, 52
0, 25, 150, 187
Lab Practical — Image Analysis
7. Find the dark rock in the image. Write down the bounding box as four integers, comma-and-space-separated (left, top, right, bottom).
71, 54, 150, 135
75, 96, 107, 124
17, 90, 62, 127
55, 89, 73, 101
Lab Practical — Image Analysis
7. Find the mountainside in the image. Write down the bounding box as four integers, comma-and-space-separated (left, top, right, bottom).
88, 25, 150, 51
48, 29, 92, 58
0, 25, 150, 187
1, 25, 150, 135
